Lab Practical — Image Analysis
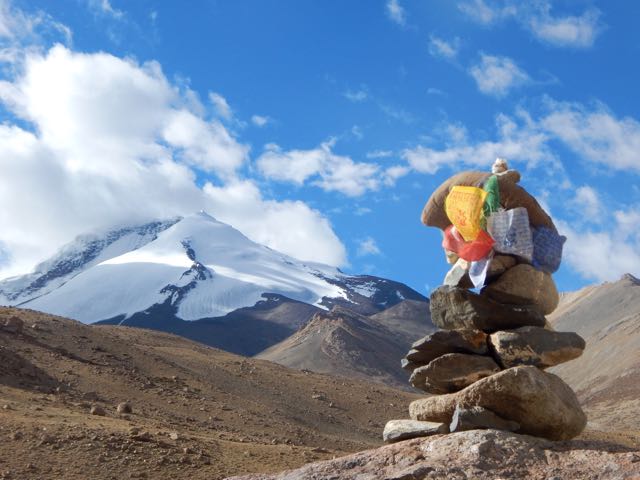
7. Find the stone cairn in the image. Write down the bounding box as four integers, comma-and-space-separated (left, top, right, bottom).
384, 160, 587, 444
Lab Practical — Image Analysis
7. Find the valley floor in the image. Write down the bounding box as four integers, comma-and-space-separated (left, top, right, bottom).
0, 307, 420, 480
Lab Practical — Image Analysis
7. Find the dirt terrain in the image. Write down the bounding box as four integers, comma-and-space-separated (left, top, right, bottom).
0, 307, 421, 480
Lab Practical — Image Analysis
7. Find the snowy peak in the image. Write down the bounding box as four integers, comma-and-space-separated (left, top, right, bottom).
0, 213, 426, 328
0, 218, 179, 304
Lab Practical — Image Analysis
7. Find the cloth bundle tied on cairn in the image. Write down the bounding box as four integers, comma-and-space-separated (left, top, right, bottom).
383, 158, 587, 444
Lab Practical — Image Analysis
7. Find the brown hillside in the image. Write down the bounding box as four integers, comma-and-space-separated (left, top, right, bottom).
549, 274, 640, 434
368, 299, 435, 347
0, 307, 420, 480
256, 306, 415, 389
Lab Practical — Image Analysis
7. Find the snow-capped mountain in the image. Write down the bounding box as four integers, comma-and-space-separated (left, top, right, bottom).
0, 218, 180, 305
0, 213, 425, 339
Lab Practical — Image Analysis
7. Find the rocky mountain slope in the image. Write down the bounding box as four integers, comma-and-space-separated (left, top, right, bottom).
549, 273, 640, 433
368, 299, 434, 347
0, 306, 421, 480
256, 305, 433, 389
0, 212, 425, 356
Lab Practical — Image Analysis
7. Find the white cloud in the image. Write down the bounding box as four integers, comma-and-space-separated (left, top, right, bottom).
0, 44, 348, 277
251, 114, 270, 127
383, 165, 410, 185
540, 100, 640, 173
458, 0, 603, 48
357, 237, 381, 257
458, 0, 515, 25
529, 7, 601, 48
209, 91, 232, 121
343, 88, 368, 103
0, 0, 71, 47
202, 180, 347, 267
354, 206, 372, 216
403, 111, 552, 174
428, 35, 460, 59
469, 53, 530, 97
87, 0, 124, 20
256, 140, 382, 197
427, 87, 445, 96
571, 186, 602, 220
402, 99, 640, 177
559, 209, 640, 282
379, 103, 415, 123
366, 150, 393, 159
386, 0, 406, 26
162, 109, 249, 176
351, 125, 363, 140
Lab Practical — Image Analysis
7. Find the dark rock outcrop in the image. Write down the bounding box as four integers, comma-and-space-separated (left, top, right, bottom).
489, 326, 585, 368
429, 286, 545, 332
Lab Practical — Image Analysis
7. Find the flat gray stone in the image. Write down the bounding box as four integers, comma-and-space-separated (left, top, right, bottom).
409, 353, 501, 394
404, 329, 487, 369
382, 419, 448, 443
489, 326, 585, 368
429, 286, 546, 332
449, 405, 520, 433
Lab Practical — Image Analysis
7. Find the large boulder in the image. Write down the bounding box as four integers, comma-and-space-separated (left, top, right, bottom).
429, 286, 546, 332
409, 366, 587, 440
410, 353, 501, 394
382, 419, 448, 443
489, 326, 585, 368
483, 264, 560, 315
404, 329, 487, 367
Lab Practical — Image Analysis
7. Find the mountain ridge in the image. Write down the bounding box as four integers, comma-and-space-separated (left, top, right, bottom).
0, 212, 426, 358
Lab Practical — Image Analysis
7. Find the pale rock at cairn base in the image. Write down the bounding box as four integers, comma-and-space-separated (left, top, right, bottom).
382, 419, 448, 443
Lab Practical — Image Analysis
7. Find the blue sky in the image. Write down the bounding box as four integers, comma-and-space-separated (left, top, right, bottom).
0, 0, 639, 295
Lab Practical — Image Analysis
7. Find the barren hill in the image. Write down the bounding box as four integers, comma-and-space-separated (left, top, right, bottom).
256, 306, 418, 389
368, 299, 434, 347
255, 300, 434, 390
0, 307, 420, 480
549, 274, 640, 433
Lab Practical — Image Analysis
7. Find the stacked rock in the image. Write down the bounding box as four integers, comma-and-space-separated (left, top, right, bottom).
384, 160, 588, 444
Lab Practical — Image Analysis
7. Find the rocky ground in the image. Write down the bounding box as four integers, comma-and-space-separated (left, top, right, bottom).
0, 307, 421, 480
229, 429, 640, 480
2, 295, 640, 480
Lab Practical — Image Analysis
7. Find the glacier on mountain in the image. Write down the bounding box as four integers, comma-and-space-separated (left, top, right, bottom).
0, 212, 357, 323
